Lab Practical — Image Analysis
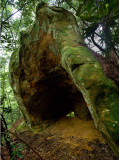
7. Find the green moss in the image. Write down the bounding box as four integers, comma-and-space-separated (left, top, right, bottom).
62, 47, 96, 69
10, 4, 119, 158
95, 88, 119, 145
62, 44, 119, 157
32, 121, 51, 132
9, 48, 19, 73
31, 20, 39, 41
20, 19, 39, 47
16, 121, 33, 132
41, 20, 47, 33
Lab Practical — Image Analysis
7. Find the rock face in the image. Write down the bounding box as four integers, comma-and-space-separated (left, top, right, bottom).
9, 3, 90, 125
9, 3, 119, 158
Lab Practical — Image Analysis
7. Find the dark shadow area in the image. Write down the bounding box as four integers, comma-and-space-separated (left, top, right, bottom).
23, 67, 91, 124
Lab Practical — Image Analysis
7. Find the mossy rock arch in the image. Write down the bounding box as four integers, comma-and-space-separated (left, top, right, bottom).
9, 3, 119, 158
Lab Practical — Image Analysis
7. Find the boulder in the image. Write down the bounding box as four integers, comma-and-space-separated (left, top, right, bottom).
9, 3, 119, 158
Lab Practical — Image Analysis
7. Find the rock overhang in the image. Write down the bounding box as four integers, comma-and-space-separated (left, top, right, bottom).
9, 3, 119, 158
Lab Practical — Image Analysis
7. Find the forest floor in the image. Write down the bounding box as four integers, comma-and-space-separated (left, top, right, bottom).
1, 117, 118, 160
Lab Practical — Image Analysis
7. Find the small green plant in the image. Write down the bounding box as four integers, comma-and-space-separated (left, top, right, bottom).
10, 142, 26, 159
66, 112, 75, 117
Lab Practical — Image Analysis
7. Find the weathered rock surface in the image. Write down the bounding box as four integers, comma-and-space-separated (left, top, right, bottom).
9, 3, 119, 158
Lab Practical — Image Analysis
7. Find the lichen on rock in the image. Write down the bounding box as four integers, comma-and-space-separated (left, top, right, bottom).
9, 3, 119, 158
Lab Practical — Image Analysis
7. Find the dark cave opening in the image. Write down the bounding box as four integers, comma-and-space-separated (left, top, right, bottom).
25, 67, 92, 123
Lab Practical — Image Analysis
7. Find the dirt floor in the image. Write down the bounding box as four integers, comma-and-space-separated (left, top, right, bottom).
1, 117, 118, 160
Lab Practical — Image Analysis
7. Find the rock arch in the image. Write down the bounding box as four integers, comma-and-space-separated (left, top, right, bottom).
9, 3, 119, 158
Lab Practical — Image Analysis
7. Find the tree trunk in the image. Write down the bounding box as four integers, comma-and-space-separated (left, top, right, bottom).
9, 3, 119, 158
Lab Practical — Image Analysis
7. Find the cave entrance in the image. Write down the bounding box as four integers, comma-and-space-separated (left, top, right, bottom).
27, 66, 91, 124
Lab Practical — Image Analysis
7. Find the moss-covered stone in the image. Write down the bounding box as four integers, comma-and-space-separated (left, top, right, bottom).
9, 3, 119, 159
60, 43, 119, 158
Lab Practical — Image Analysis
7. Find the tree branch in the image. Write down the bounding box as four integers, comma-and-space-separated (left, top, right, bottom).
4, 5, 24, 22
82, 20, 119, 58
0, 0, 9, 40
95, 32, 119, 59
1, 126, 44, 160
91, 33, 106, 52
5, 7, 15, 49
4, 0, 33, 22
65, 0, 77, 11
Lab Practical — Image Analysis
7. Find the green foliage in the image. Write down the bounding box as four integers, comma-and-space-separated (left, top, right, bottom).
0, 0, 49, 51
11, 142, 26, 159
57, 0, 119, 58
67, 112, 75, 117
1, 118, 25, 159
0, 52, 21, 128
1, 0, 118, 56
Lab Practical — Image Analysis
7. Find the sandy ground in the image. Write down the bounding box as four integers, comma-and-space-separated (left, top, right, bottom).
2, 117, 117, 160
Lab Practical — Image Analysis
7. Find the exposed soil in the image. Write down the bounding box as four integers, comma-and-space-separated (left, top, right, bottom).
1, 117, 118, 160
